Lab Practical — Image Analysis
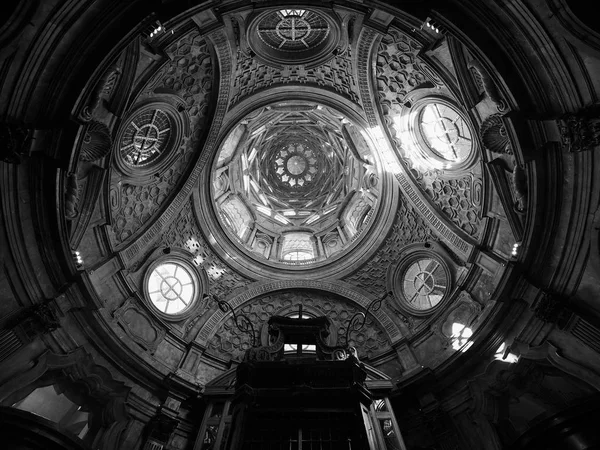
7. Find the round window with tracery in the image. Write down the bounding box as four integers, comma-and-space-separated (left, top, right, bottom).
418, 102, 473, 165
401, 257, 449, 311
147, 261, 197, 315
120, 109, 173, 167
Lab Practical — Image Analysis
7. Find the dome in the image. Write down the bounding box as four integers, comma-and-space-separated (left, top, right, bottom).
2, 0, 600, 449
211, 101, 385, 268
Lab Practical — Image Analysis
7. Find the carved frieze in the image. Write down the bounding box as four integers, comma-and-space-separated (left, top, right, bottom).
80, 120, 112, 161
80, 64, 121, 122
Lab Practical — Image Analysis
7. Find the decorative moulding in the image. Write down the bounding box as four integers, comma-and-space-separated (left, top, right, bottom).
113, 298, 167, 354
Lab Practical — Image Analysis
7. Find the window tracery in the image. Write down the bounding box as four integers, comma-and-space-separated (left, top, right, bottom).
390, 249, 452, 315
147, 261, 196, 315
120, 109, 172, 167
144, 257, 204, 319
418, 102, 472, 164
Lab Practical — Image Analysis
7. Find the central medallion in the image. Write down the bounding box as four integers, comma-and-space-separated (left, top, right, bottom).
273, 143, 319, 189
286, 155, 307, 175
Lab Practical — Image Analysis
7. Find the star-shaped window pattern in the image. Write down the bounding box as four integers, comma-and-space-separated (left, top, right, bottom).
274, 143, 319, 188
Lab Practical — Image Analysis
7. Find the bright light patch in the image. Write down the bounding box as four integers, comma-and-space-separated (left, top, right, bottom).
451, 323, 473, 351
256, 205, 272, 216
494, 343, 519, 363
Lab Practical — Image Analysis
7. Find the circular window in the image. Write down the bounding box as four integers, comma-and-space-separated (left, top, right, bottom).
120, 109, 172, 167
114, 101, 187, 178
401, 97, 477, 171
258, 10, 330, 53
146, 260, 199, 317
247, 9, 340, 67
418, 102, 472, 164
389, 249, 452, 315
401, 258, 448, 311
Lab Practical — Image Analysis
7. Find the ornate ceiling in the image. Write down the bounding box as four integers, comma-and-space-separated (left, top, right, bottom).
59, 0, 521, 378
3, 0, 600, 448
212, 101, 381, 265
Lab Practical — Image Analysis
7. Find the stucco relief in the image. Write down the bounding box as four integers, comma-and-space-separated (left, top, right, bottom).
206, 291, 391, 361
344, 196, 438, 297
422, 174, 483, 238
228, 47, 359, 108
110, 30, 213, 243
375, 29, 433, 115
161, 200, 253, 300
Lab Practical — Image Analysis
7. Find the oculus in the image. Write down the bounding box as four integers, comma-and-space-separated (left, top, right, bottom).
389, 249, 452, 315
247, 9, 340, 67
258, 10, 329, 52
120, 109, 172, 167
419, 102, 472, 164
114, 101, 186, 179
401, 258, 448, 311
393, 97, 477, 171
144, 258, 203, 319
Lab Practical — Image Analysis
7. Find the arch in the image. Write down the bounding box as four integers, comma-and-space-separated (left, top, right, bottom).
0, 348, 130, 450
195, 279, 403, 347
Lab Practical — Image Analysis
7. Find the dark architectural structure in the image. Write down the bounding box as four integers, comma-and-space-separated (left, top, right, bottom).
1, 0, 600, 449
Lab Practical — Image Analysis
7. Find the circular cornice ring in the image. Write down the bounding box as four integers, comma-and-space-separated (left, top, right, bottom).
194, 279, 402, 346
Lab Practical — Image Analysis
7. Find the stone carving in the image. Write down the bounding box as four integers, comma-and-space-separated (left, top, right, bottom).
228, 47, 359, 108
111, 162, 188, 242
119, 29, 232, 263
161, 200, 253, 299
480, 114, 512, 155
113, 298, 166, 353
206, 291, 391, 361
80, 120, 113, 161
423, 174, 483, 237
0, 123, 32, 164
80, 64, 121, 121
64, 173, 79, 220
345, 196, 438, 297
375, 29, 435, 115
142, 31, 213, 120
511, 164, 528, 213
110, 30, 213, 244
557, 104, 600, 152
467, 59, 506, 111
